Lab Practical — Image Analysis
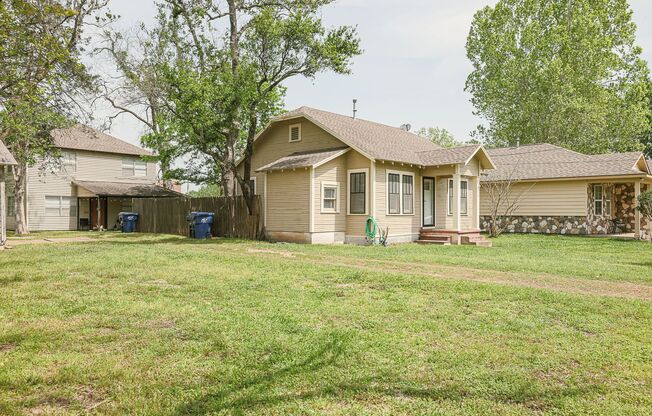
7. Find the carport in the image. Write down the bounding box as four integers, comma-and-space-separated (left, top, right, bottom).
74, 181, 181, 231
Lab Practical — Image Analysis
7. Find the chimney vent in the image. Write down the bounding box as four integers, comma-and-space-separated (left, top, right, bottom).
352, 99, 358, 120
400, 123, 412, 132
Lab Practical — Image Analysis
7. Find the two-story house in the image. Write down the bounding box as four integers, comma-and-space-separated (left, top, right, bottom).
1, 125, 179, 232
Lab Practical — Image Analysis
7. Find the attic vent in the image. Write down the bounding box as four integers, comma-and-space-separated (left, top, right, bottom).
289, 124, 302, 142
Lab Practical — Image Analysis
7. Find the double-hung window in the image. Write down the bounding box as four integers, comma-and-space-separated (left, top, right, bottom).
448, 178, 469, 216
460, 180, 468, 215
386, 170, 414, 215
321, 182, 340, 213
402, 175, 414, 214
447, 179, 454, 215
122, 158, 147, 177
45, 196, 75, 217
348, 170, 367, 215
388, 173, 401, 214
60, 151, 77, 173
7, 195, 14, 216
594, 184, 611, 217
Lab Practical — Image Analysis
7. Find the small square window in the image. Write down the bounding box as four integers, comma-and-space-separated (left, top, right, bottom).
322, 182, 339, 213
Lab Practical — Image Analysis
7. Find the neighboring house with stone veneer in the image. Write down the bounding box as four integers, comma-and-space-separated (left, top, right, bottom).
480, 144, 652, 239
1, 125, 179, 232
237, 106, 496, 245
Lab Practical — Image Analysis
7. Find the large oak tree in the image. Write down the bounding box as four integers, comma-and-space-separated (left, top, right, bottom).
135, 0, 361, 213
466, 0, 651, 154
0, 0, 111, 234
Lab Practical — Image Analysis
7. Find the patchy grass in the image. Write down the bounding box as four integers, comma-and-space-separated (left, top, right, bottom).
1, 234, 651, 415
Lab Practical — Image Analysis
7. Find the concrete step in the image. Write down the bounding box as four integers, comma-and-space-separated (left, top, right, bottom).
461, 235, 492, 247
417, 239, 451, 245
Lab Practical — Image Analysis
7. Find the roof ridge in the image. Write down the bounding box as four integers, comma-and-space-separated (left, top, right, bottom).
287, 106, 433, 140
415, 144, 480, 154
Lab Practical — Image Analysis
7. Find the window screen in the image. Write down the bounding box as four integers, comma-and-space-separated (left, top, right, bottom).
349, 172, 366, 214
388, 173, 400, 214
402, 175, 413, 214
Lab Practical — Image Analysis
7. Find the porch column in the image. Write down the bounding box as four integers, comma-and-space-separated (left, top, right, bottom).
97, 196, 101, 230
635, 180, 641, 239
474, 176, 481, 230
1, 182, 6, 246
452, 173, 461, 234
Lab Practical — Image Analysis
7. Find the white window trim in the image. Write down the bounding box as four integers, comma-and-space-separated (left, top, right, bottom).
45, 196, 74, 217
122, 158, 148, 178
386, 169, 415, 216
289, 123, 302, 142
321, 181, 340, 214
460, 179, 469, 216
60, 151, 77, 173
593, 184, 611, 217
347, 168, 369, 216
250, 177, 257, 195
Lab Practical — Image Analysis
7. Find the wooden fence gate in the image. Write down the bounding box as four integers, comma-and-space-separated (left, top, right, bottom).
131, 196, 263, 240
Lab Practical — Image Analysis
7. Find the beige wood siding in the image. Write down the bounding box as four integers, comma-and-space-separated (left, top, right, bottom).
26, 165, 77, 231
480, 180, 588, 217
421, 164, 478, 231
242, 118, 346, 199
265, 169, 310, 233
313, 157, 347, 233
374, 162, 421, 238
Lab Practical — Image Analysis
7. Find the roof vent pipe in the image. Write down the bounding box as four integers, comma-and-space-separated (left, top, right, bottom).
516, 138, 520, 148
352, 99, 357, 120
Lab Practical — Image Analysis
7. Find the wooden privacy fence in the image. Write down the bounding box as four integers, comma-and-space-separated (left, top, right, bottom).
131, 196, 264, 240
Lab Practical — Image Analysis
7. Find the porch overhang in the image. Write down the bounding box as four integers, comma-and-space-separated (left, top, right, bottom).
74, 181, 182, 198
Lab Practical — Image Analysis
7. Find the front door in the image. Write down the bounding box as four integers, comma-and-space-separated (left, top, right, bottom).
423, 177, 435, 227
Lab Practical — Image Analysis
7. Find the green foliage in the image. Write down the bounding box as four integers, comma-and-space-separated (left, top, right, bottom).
637, 190, 652, 221
139, 0, 361, 199
0, 0, 111, 163
642, 80, 652, 158
188, 184, 222, 198
466, 0, 651, 154
416, 127, 461, 148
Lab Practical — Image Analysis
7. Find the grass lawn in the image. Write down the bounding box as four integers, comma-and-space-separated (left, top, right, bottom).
1, 233, 651, 415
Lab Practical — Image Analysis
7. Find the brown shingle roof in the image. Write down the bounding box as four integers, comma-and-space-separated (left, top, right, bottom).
0, 141, 17, 165
276, 107, 439, 164
74, 181, 181, 197
417, 144, 483, 166
484, 144, 650, 181
52, 125, 152, 157
256, 147, 349, 172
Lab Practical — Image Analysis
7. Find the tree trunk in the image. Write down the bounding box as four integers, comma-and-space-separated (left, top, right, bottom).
11, 163, 28, 235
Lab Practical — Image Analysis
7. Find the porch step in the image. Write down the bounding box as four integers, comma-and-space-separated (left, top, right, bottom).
417, 230, 452, 245
417, 239, 451, 246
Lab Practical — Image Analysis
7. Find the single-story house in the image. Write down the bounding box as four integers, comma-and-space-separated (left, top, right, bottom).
480, 144, 652, 239
238, 106, 496, 245
0, 125, 180, 232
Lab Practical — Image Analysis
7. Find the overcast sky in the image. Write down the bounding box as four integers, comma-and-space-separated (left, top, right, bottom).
97, 0, 652, 146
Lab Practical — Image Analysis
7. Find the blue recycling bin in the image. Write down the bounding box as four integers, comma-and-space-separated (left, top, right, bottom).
187, 212, 215, 239
118, 212, 139, 233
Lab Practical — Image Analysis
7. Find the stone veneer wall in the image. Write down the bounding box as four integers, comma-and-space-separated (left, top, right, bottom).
614, 183, 636, 232
481, 182, 652, 238
480, 216, 590, 235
